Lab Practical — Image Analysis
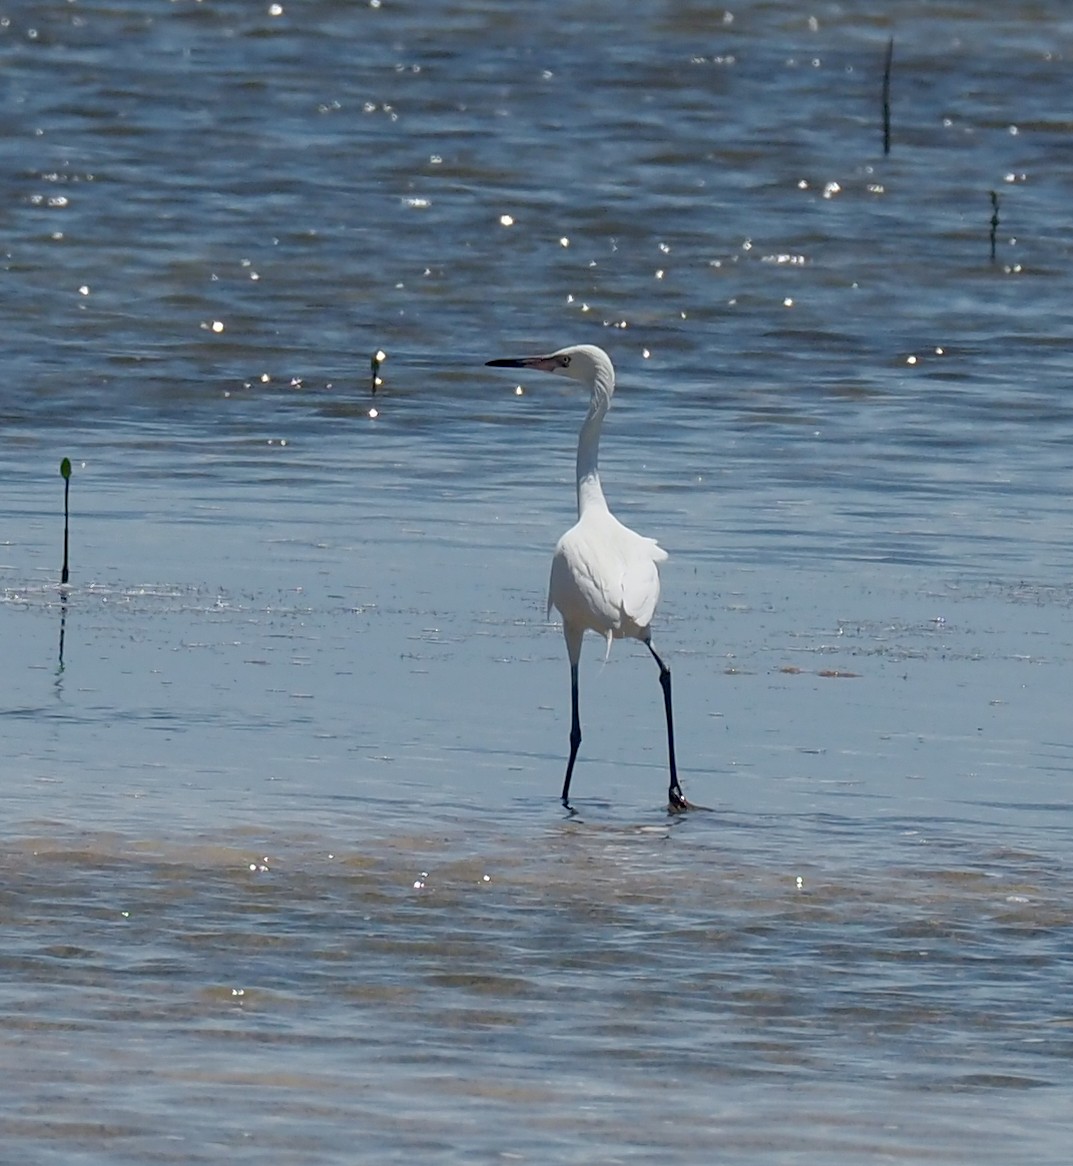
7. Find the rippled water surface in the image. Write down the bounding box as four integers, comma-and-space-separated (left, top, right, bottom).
4, 1, 1073, 1162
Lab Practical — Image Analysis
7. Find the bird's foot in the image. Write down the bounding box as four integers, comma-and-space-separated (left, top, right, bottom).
668, 785, 691, 814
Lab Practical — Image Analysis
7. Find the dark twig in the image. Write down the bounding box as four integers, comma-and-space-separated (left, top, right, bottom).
60, 457, 71, 585
882, 36, 894, 156
989, 191, 1000, 264
371, 349, 386, 394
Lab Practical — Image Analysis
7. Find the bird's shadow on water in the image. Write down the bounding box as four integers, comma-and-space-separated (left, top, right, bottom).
457, 745, 718, 811
553, 797, 717, 827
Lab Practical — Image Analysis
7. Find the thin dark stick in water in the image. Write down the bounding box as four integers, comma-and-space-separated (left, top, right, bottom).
989, 191, 1000, 264
371, 349, 386, 394
58, 590, 68, 672
882, 36, 894, 156
60, 457, 71, 585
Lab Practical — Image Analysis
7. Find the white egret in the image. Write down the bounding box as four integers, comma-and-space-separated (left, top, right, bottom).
486, 344, 688, 811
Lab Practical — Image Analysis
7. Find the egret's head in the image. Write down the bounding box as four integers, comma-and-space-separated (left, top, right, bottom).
486, 344, 614, 390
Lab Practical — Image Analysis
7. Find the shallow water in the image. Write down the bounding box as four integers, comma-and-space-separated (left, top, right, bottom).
4, 1, 1073, 1162
4, 820, 1073, 1164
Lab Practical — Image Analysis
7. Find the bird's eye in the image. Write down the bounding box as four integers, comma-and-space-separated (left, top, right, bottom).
559, 355, 571, 367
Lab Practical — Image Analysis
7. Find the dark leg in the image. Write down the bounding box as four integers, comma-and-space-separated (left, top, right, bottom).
646, 640, 688, 810
561, 662, 582, 806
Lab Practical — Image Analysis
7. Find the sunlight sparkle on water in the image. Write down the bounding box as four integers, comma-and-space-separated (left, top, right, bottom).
6, 5, 1073, 1162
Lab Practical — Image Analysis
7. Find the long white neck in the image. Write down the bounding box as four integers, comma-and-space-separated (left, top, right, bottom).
575, 364, 615, 517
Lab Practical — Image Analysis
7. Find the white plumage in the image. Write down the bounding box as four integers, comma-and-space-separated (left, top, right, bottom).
486, 343, 688, 811
549, 508, 666, 654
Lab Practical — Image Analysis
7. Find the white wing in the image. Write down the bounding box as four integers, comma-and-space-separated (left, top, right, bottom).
619, 538, 664, 631
548, 513, 667, 641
